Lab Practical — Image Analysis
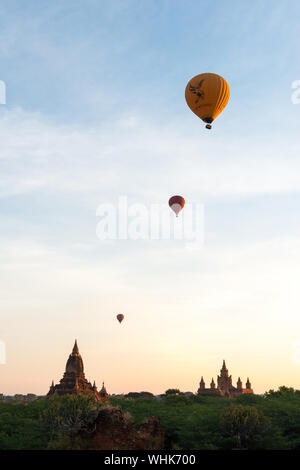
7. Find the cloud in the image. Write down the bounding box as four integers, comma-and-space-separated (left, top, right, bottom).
0, 107, 300, 204
1, 233, 300, 321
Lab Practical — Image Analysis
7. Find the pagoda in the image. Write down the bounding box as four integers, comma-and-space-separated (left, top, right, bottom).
197, 360, 253, 398
47, 340, 107, 402
99, 382, 109, 402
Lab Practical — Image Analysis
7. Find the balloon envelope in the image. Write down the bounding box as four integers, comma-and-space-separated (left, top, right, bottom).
185, 73, 230, 128
117, 314, 124, 323
169, 195, 185, 217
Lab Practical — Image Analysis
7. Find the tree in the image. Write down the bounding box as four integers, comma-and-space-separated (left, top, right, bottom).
221, 405, 270, 449
124, 392, 154, 399
165, 389, 181, 396
42, 394, 100, 439
264, 386, 296, 398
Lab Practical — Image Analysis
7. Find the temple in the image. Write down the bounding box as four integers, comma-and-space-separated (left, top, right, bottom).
47, 340, 108, 402
197, 360, 253, 398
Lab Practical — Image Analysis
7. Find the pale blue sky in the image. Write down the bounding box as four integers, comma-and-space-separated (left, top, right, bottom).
1, 1, 299, 124
1, 1, 300, 394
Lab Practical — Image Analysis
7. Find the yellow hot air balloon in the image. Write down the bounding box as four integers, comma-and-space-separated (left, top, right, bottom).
185, 73, 230, 129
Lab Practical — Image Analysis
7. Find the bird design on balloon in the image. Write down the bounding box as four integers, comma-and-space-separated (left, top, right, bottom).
188, 79, 205, 104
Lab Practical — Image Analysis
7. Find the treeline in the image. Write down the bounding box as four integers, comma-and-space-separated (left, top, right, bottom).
0, 386, 300, 450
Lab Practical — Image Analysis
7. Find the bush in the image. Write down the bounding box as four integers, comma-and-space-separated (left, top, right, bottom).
42, 394, 100, 439
221, 405, 271, 449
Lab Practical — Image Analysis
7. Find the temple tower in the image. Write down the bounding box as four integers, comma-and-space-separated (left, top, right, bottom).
99, 382, 109, 402
47, 340, 107, 402
197, 360, 254, 397
217, 360, 232, 396
237, 377, 242, 392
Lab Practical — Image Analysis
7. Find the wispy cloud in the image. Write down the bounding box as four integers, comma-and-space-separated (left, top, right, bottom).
1, 107, 300, 203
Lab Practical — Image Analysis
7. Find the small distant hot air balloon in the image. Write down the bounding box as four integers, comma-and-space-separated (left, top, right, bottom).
185, 73, 230, 129
117, 314, 124, 324
169, 195, 185, 217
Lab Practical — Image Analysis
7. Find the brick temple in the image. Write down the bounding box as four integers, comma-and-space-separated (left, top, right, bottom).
197, 360, 253, 398
47, 340, 108, 402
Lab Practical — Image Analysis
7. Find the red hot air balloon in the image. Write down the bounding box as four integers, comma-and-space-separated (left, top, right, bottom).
169, 195, 185, 217
117, 314, 124, 323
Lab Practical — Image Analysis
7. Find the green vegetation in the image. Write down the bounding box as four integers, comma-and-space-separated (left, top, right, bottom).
0, 387, 300, 450
0, 398, 50, 450
110, 387, 300, 450
42, 394, 100, 439
124, 391, 154, 399
220, 405, 271, 449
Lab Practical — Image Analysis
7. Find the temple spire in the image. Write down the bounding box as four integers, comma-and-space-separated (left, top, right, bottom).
72, 339, 79, 355
99, 381, 109, 402
237, 377, 242, 390
220, 359, 228, 377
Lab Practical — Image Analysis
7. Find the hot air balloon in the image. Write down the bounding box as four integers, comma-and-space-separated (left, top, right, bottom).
185, 73, 230, 129
169, 195, 185, 217
117, 314, 124, 323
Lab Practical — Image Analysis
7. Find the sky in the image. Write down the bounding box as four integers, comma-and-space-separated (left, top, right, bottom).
1, 0, 300, 395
